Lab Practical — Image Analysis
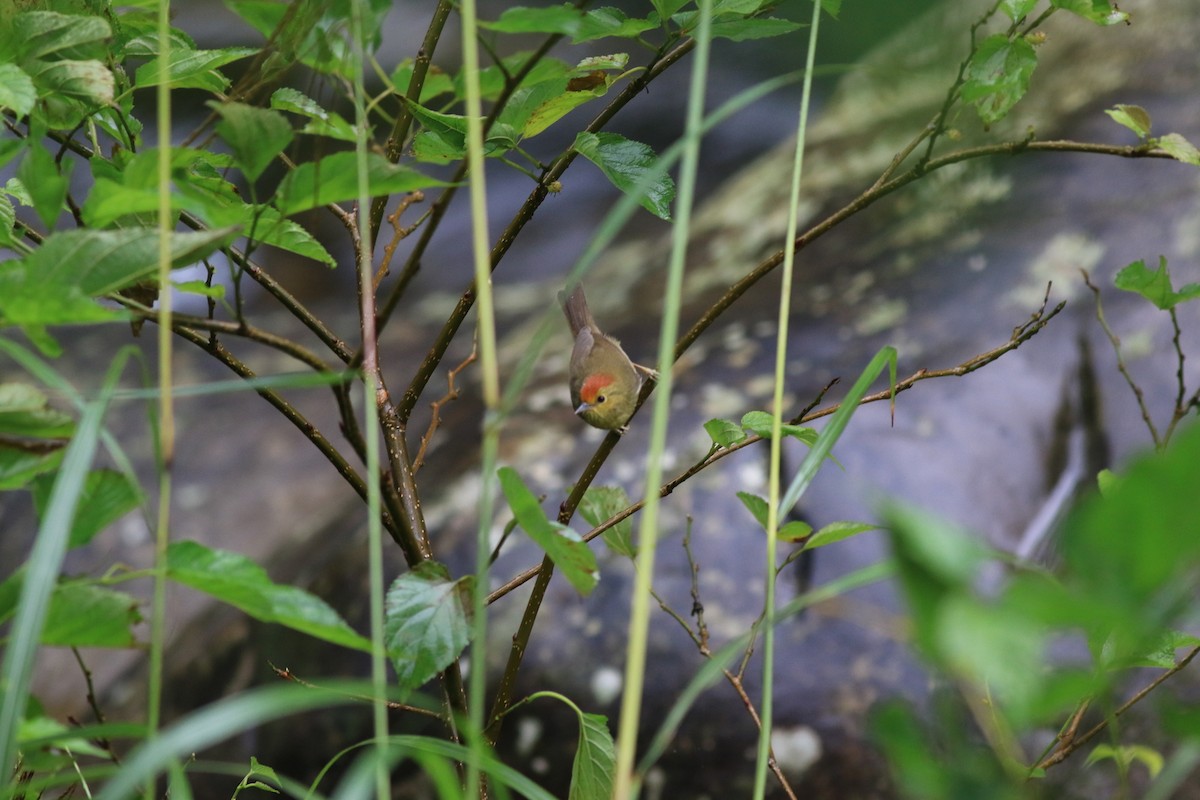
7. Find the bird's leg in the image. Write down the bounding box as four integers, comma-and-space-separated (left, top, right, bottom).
634, 362, 660, 382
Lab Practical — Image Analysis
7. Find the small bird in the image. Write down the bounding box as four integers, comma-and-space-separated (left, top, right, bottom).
559, 284, 655, 431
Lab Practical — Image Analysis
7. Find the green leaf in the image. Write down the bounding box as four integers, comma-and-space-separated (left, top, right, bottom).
18, 143, 72, 230
739, 410, 817, 444
1059, 422, 1200, 654
135, 46, 256, 91
41, 582, 141, 647
498, 467, 599, 595
167, 540, 371, 652
570, 711, 616, 799
275, 152, 447, 216
999, 0, 1039, 20
0, 443, 63, 490
1085, 744, 1164, 778
384, 561, 473, 692
0, 64, 37, 118
485, 5, 655, 43
1127, 630, 1200, 669
211, 102, 294, 183
173, 280, 225, 300
10, 11, 111, 60
819, 0, 843, 18
805, 520, 876, 550
1096, 468, 1119, 498
674, 13, 803, 41
652, 0, 690, 19
704, 417, 746, 447
1113, 256, 1200, 310
0, 226, 239, 335
777, 520, 812, 542
1105, 104, 1151, 138
962, 34, 1038, 125
31, 468, 142, 548
389, 60, 456, 103
269, 87, 357, 142
0, 383, 74, 438
573, 132, 675, 220
0, 195, 14, 246
1155, 132, 1200, 167
737, 491, 769, 531
1050, 0, 1129, 25
25, 58, 114, 121
578, 485, 637, 558
883, 503, 990, 657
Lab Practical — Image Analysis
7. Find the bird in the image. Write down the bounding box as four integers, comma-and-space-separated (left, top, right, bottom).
559, 284, 656, 432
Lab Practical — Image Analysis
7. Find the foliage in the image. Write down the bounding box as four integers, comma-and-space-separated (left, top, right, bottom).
1, 0, 1198, 798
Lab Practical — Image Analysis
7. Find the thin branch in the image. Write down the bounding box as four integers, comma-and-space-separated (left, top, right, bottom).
413, 338, 478, 474
1035, 645, 1200, 771
1082, 269, 1161, 448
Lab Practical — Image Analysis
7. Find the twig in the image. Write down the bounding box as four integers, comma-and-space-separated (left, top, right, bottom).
374, 192, 428, 291
1081, 269, 1161, 448
1035, 645, 1200, 771
271, 663, 443, 719
413, 339, 478, 474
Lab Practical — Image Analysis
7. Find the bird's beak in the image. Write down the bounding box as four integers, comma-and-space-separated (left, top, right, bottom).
574, 401, 592, 416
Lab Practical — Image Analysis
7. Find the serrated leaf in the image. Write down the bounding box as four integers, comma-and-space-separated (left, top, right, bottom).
384, 561, 473, 692
270, 87, 357, 142
819, 0, 842, 17
578, 485, 636, 558
26, 58, 114, 111
42, 582, 141, 647
963, 34, 1037, 125
167, 540, 371, 651
212, 101, 294, 183
135, 46, 255, 91
1127, 630, 1200, 669
737, 491, 769, 531
1113, 256, 1200, 310
1050, 0, 1129, 25
11, 11, 111, 60
0, 64, 37, 118
499, 467, 598, 594
1105, 104, 1151, 138
32, 468, 141, 548
1156, 132, 1200, 167
570, 712, 615, 799
805, 520, 876, 550
704, 417, 746, 448
573, 131, 674, 220
0, 194, 14, 246
275, 152, 447, 216
0, 227, 239, 339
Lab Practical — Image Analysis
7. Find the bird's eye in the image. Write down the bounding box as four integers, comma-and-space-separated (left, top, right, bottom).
596, 394, 606, 404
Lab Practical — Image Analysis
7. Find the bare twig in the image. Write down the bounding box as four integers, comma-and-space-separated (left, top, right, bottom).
413, 339, 478, 474
1082, 269, 1161, 448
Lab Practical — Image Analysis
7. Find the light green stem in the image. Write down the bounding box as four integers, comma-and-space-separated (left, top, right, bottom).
753, 4, 823, 797
612, 3, 713, 798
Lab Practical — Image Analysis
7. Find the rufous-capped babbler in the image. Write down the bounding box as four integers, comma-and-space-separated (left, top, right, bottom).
559, 284, 656, 432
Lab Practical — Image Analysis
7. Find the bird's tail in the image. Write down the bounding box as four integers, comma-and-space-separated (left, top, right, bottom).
558, 284, 595, 337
